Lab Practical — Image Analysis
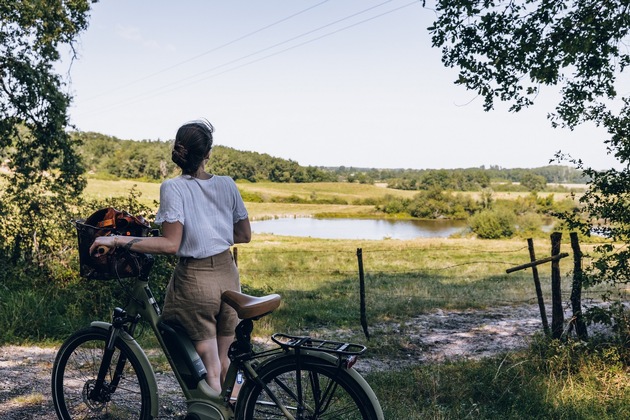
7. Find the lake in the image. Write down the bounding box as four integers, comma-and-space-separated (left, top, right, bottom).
250, 217, 467, 240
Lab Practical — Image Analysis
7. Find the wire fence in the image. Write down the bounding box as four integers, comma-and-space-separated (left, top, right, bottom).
230, 237, 630, 344
235, 244, 532, 275
232, 239, 614, 312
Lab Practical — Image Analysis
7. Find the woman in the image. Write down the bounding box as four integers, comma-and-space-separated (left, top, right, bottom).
90, 119, 251, 391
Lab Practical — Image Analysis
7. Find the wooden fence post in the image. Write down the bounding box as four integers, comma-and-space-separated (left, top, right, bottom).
506, 242, 567, 334
570, 232, 588, 340
550, 232, 564, 339
356, 248, 370, 340
528, 238, 550, 336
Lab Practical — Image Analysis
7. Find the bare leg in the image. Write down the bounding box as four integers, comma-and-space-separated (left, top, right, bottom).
218, 335, 239, 397
195, 335, 236, 392
217, 335, 234, 381
194, 339, 221, 391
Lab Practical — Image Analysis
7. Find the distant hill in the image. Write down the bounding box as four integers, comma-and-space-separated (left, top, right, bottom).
73, 131, 588, 190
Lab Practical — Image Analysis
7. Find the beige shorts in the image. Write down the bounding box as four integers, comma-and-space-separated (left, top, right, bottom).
161, 249, 240, 341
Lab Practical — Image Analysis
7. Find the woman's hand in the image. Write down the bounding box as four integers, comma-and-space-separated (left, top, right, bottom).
87, 221, 183, 256
89, 235, 116, 255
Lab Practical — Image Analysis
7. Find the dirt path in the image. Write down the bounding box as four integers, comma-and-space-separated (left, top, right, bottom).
0, 304, 548, 419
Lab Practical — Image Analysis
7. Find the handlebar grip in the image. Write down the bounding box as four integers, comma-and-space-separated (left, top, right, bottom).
96, 245, 111, 255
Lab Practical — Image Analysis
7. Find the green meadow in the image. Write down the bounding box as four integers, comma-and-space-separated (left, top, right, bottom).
77, 178, 630, 419
1, 177, 623, 418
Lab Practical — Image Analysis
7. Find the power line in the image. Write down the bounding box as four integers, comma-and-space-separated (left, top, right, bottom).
82, 0, 331, 101
78, 0, 421, 116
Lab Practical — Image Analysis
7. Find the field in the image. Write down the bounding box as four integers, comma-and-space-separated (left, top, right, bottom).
85, 179, 417, 218
84, 178, 584, 220
3, 230, 628, 419
4, 178, 627, 419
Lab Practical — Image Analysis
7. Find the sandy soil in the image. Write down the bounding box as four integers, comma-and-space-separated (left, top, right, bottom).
0, 304, 551, 419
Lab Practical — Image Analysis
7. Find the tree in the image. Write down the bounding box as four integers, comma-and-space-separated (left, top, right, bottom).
426, 0, 630, 332
0, 1, 93, 261
520, 173, 547, 192
469, 208, 516, 239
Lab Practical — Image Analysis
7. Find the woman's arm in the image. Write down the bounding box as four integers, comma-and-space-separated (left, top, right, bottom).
89, 221, 183, 255
233, 217, 251, 244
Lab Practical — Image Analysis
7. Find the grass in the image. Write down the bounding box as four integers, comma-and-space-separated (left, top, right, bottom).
8, 178, 627, 418
244, 202, 382, 220
368, 343, 630, 419
83, 179, 402, 219
83, 178, 416, 204
10, 393, 45, 405
84, 178, 161, 206
83, 178, 586, 203
230, 235, 608, 349
236, 180, 418, 202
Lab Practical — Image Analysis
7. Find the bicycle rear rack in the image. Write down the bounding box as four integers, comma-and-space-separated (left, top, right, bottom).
271, 333, 367, 356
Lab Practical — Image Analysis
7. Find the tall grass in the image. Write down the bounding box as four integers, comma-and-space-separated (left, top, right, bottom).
238, 236, 571, 325
230, 235, 629, 419
369, 339, 630, 419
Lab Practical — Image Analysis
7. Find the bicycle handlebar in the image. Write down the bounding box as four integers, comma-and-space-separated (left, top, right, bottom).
95, 245, 111, 255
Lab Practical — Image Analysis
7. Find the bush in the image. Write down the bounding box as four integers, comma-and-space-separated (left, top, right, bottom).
238, 189, 264, 203
468, 208, 516, 239
0, 186, 179, 342
517, 212, 544, 236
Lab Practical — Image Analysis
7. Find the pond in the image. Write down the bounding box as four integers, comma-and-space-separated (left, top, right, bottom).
250, 217, 468, 240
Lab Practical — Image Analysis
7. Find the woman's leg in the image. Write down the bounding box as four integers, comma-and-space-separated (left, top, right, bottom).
195, 335, 236, 392
218, 334, 241, 397
195, 339, 221, 391
217, 334, 234, 381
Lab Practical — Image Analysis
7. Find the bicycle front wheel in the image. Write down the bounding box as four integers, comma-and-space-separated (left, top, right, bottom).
51, 326, 153, 419
236, 354, 381, 420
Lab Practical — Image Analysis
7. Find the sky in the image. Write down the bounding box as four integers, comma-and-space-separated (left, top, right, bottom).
59, 0, 620, 170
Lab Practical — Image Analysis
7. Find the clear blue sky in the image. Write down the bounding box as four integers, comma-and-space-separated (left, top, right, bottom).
60, 0, 618, 170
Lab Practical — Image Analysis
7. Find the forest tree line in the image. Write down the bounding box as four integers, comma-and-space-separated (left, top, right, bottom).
76, 131, 588, 191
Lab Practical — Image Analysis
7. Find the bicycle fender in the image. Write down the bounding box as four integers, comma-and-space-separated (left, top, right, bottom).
91, 321, 160, 418
254, 349, 384, 420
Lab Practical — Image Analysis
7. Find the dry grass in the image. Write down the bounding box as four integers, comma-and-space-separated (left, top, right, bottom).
84, 179, 161, 205
237, 181, 418, 201
10, 393, 44, 405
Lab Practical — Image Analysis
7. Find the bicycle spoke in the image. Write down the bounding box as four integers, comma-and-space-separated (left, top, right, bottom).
241, 357, 374, 419
52, 328, 152, 420
309, 370, 339, 416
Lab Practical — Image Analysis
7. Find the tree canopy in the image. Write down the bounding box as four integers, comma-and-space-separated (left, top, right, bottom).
75, 131, 586, 189
427, 0, 630, 286
0, 0, 93, 261
428, 0, 629, 130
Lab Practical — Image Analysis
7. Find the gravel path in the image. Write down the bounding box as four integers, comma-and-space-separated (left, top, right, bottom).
0, 304, 549, 419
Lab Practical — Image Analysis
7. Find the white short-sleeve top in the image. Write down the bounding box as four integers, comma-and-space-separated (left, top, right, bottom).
154, 175, 248, 258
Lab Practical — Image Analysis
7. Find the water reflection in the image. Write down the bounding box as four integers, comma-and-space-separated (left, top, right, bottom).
250, 218, 467, 240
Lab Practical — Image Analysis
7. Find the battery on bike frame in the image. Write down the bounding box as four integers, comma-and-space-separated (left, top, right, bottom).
158, 320, 207, 389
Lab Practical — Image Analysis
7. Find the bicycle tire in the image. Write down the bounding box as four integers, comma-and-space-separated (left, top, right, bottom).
236, 354, 380, 419
51, 326, 153, 419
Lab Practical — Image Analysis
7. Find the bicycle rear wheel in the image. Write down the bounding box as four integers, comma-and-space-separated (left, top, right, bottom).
236, 354, 381, 419
51, 326, 153, 419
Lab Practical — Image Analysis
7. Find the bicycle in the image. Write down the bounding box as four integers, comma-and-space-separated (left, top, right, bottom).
51, 248, 384, 419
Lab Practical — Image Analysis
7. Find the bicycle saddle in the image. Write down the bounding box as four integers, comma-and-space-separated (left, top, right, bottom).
221, 290, 281, 320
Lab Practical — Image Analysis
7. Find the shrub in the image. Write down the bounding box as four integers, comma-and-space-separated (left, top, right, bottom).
468, 208, 516, 239
517, 212, 544, 236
